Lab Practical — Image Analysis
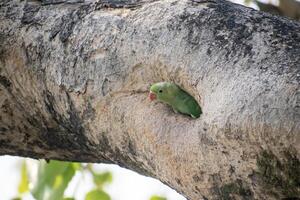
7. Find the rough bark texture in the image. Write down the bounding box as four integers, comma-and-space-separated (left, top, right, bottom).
0, 0, 299, 199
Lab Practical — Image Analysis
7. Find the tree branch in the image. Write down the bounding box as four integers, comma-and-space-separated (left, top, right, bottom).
0, 0, 299, 199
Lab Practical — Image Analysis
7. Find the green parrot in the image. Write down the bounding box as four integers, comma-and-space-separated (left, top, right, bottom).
149, 82, 202, 118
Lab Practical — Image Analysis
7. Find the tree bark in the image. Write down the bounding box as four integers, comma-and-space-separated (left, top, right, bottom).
0, 0, 299, 199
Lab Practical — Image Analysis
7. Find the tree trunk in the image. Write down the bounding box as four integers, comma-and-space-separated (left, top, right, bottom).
0, 0, 299, 199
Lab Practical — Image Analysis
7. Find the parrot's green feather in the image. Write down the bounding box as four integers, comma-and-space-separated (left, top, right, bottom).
150, 82, 202, 118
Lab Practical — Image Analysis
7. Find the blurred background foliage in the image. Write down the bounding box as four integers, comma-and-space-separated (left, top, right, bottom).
240, 0, 300, 20
13, 160, 167, 200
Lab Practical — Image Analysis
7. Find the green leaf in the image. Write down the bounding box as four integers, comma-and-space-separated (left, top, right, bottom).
149, 195, 167, 200
244, 0, 253, 4
92, 172, 112, 188
85, 189, 111, 200
71, 162, 82, 171
18, 161, 29, 194
11, 198, 22, 200
31, 160, 77, 200
63, 198, 75, 200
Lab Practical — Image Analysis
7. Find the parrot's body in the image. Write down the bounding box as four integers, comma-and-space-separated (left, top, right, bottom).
149, 82, 202, 118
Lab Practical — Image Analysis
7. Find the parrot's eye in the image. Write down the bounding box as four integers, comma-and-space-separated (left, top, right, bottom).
159, 90, 163, 93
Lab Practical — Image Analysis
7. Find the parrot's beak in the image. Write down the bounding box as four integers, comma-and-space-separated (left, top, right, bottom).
149, 91, 156, 101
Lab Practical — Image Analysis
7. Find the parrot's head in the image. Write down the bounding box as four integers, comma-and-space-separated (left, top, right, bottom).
149, 82, 176, 102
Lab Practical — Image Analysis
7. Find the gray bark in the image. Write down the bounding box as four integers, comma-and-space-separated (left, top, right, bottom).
0, 0, 299, 199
